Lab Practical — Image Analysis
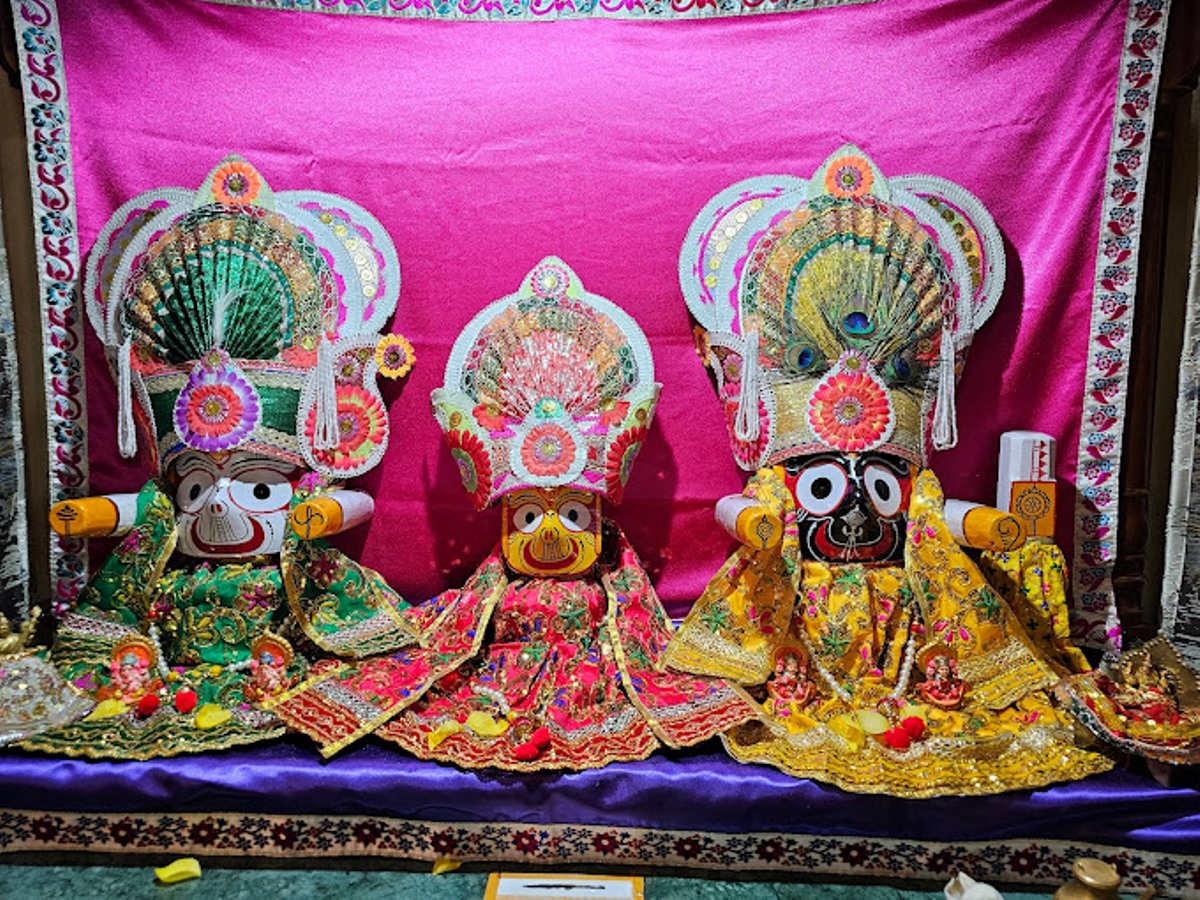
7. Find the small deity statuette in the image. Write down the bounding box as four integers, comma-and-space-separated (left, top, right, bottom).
246, 633, 295, 702
101, 637, 161, 704
0, 607, 41, 659
1103, 655, 1182, 725
917, 650, 966, 710
766, 646, 817, 716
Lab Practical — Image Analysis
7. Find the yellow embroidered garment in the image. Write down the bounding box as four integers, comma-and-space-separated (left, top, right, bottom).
665, 468, 1112, 797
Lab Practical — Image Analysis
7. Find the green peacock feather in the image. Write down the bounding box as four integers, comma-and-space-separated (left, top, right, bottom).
123, 205, 332, 365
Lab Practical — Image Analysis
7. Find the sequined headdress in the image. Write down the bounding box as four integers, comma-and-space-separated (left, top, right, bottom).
84, 155, 413, 478
679, 144, 1005, 471
433, 257, 660, 510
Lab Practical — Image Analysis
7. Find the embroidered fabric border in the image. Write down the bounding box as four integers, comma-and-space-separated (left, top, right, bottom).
0, 188, 30, 621
1160, 181, 1200, 667
11, 0, 88, 610
200, 0, 879, 23
1071, 0, 1171, 652
0, 809, 1197, 895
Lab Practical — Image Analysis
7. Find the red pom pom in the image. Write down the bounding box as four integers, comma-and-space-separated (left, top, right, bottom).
136, 693, 161, 718
531, 726, 551, 750
901, 716, 925, 740
173, 688, 198, 714
882, 726, 911, 750
512, 741, 540, 762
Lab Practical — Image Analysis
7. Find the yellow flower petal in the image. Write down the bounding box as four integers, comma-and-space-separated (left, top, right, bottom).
828, 714, 866, 752
154, 858, 202, 884
464, 711, 509, 737
85, 698, 128, 721
194, 703, 232, 730
854, 709, 889, 735
431, 858, 461, 876
427, 720, 464, 749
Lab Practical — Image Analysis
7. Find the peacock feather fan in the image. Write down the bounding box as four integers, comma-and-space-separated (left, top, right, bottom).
742, 197, 953, 394
462, 297, 639, 421
121, 205, 334, 368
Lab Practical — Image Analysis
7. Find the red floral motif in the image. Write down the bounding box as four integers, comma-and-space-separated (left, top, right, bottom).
108, 818, 137, 846
308, 555, 341, 588
271, 823, 297, 849
512, 830, 540, 854
807, 358, 892, 452
175, 353, 261, 452
673, 836, 703, 859
305, 385, 387, 471
353, 821, 383, 846
211, 159, 262, 204
605, 425, 648, 503
472, 404, 507, 431
430, 830, 458, 854
520, 422, 577, 478
444, 428, 492, 509
188, 819, 220, 846
600, 399, 629, 426
592, 832, 620, 854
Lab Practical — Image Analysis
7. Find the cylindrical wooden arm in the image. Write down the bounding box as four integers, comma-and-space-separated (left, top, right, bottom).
715, 495, 782, 550
944, 499, 1027, 552
290, 490, 376, 539
49, 494, 141, 538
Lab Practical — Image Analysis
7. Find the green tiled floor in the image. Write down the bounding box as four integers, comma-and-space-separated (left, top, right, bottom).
0, 865, 1057, 899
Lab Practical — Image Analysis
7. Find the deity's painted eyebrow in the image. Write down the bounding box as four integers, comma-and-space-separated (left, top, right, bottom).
173, 456, 219, 476
228, 459, 299, 477
507, 490, 545, 504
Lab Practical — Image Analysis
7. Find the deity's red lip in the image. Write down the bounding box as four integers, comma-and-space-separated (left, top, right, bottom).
189, 517, 266, 557
521, 541, 579, 573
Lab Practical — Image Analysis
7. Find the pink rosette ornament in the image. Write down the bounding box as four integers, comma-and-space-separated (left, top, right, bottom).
173, 349, 261, 453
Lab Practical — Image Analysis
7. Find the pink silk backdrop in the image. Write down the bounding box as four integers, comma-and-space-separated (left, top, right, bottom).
61, 0, 1127, 617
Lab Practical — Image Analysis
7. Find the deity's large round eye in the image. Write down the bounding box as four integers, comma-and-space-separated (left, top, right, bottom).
512, 502, 545, 534
175, 470, 216, 513
863, 464, 904, 518
558, 500, 592, 533
793, 462, 848, 516
228, 469, 294, 513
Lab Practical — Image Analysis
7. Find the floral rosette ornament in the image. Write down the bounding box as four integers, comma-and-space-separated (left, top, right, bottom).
174, 349, 262, 452
433, 256, 660, 510
806, 351, 894, 453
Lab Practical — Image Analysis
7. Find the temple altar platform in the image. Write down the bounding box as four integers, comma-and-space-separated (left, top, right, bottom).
1, 739, 1197, 896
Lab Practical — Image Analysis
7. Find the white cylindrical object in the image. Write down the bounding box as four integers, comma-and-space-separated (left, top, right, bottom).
328, 490, 375, 532
715, 495, 757, 542
943, 499, 979, 546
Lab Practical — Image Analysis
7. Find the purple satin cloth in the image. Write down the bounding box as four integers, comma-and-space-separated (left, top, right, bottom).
61, 0, 1129, 622
3, 742, 1198, 854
